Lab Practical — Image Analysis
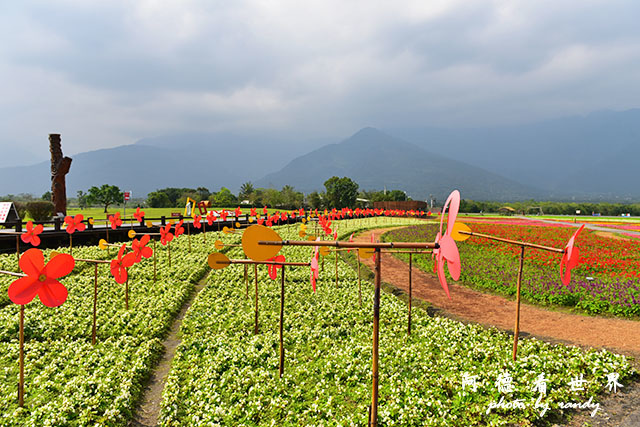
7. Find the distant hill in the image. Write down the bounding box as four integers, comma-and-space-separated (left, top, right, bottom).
389, 109, 640, 200
255, 127, 543, 201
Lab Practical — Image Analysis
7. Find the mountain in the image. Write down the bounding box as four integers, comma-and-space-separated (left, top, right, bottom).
255, 127, 543, 201
389, 109, 640, 200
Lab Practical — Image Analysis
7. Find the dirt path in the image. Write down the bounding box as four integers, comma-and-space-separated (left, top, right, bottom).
129, 273, 210, 427
355, 228, 640, 357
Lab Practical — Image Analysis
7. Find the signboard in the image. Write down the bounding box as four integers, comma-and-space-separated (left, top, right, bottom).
124, 191, 131, 201
0, 202, 20, 223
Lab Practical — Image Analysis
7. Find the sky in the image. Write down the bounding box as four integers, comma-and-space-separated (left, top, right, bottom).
2, 0, 640, 165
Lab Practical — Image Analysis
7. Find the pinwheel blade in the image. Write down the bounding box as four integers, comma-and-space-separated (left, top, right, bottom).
208, 252, 231, 270
242, 225, 282, 261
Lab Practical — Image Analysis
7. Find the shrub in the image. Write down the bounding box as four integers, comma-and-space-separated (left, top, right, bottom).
14, 202, 27, 219
26, 201, 54, 221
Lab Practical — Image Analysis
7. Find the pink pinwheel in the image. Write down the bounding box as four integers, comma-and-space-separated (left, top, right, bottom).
310, 241, 320, 292
109, 212, 122, 229
347, 232, 354, 253
110, 244, 135, 284
133, 207, 145, 222
131, 235, 153, 263
175, 220, 185, 237
21, 221, 43, 247
267, 255, 286, 280
560, 224, 585, 286
159, 224, 174, 246
333, 230, 338, 240
64, 214, 86, 234
193, 215, 202, 229
432, 190, 462, 299
206, 211, 215, 226
8, 249, 75, 307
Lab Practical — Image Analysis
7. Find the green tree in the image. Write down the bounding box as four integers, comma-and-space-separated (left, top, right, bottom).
41, 191, 51, 201
239, 182, 255, 202
281, 185, 303, 209
77, 190, 88, 210
324, 176, 358, 208
196, 187, 210, 201
147, 191, 171, 208
307, 191, 323, 209
87, 185, 123, 213
211, 187, 237, 207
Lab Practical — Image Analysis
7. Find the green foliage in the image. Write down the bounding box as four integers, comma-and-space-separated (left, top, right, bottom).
211, 187, 237, 207
307, 191, 323, 209
460, 199, 640, 216
147, 191, 172, 208
86, 184, 123, 213
76, 190, 88, 210
41, 191, 51, 201
13, 202, 27, 220
25, 201, 54, 221
324, 176, 359, 208
239, 182, 255, 201
155, 188, 198, 207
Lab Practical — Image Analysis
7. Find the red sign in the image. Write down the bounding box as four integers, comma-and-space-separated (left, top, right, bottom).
124, 191, 131, 201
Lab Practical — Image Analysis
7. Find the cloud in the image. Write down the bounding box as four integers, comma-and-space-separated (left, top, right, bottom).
2, 0, 640, 158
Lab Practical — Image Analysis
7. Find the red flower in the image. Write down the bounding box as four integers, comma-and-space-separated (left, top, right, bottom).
175, 220, 185, 236
206, 211, 215, 226
193, 215, 202, 229
109, 212, 122, 229
64, 214, 86, 234
433, 190, 461, 299
133, 207, 145, 222
21, 221, 43, 247
235, 207, 242, 217
159, 224, 174, 246
8, 249, 75, 307
267, 255, 286, 280
131, 235, 153, 263
110, 244, 135, 284
560, 224, 585, 286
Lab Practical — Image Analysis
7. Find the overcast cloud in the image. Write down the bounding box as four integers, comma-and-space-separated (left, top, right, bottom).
2, 0, 640, 164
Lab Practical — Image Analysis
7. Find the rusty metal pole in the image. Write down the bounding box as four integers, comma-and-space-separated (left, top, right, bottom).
125, 276, 129, 310
335, 249, 339, 289
512, 246, 525, 361
279, 266, 285, 378
370, 248, 381, 427
408, 253, 412, 336
187, 223, 191, 253
153, 239, 157, 282
254, 264, 259, 335
15, 236, 19, 264
244, 264, 249, 299
92, 263, 98, 345
18, 305, 24, 407
357, 251, 362, 306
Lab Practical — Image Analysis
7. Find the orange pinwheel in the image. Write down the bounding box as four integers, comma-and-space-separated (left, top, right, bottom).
131, 235, 153, 263
560, 224, 585, 286
133, 207, 145, 222
64, 214, 86, 234
432, 190, 461, 299
109, 212, 122, 229
110, 244, 135, 284
8, 249, 75, 307
193, 215, 202, 229
175, 220, 185, 236
21, 221, 43, 247
267, 255, 286, 280
159, 224, 174, 246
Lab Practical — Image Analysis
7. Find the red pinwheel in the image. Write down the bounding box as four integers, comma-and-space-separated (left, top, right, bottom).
159, 224, 174, 246
21, 221, 43, 247
220, 210, 229, 222
133, 207, 145, 222
109, 212, 122, 229
347, 232, 354, 253
193, 215, 202, 229
206, 211, 215, 226
175, 220, 185, 236
250, 207, 257, 217
110, 244, 135, 284
131, 235, 153, 263
432, 190, 462, 299
8, 249, 75, 307
235, 207, 242, 218
333, 230, 338, 240
310, 241, 320, 292
267, 255, 286, 280
299, 208, 305, 217
560, 224, 585, 286
257, 217, 265, 226
64, 214, 86, 234
263, 206, 268, 215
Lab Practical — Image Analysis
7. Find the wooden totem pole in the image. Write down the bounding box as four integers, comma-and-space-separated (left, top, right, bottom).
49, 134, 72, 216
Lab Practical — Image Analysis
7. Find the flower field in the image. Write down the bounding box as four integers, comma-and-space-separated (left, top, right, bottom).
159, 221, 634, 426
385, 221, 640, 317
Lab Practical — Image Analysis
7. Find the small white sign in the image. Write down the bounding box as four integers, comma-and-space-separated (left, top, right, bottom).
0, 202, 19, 223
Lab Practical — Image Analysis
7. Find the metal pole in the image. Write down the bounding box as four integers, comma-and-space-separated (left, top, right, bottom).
408, 253, 412, 336
279, 266, 285, 377
335, 248, 339, 289
370, 248, 381, 427
18, 305, 24, 407
254, 264, 259, 335
92, 263, 98, 345
153, 239, 157, 282
512, 246, 525, 361
357, 251, 362, 306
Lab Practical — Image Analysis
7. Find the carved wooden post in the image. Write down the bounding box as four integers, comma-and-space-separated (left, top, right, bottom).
49, 134, 72, 216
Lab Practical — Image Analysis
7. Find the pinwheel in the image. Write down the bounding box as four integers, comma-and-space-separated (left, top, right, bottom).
8, 248, 75, 307
257, 217, 265, 226
432, 190, 461, 299
250, 207, 257, 218
333, 230, 338, 240
21, 221, 43, 247
235, 206, 242, 218
159, 224, 174, 246
174, 220, 185, 236
267, 255, 286, 279
64, 214, 86, 234
561, 224, 585, 286
206, 211, 215, 226
133, 207, 145, 222
310, 243, 320, 292
220, 210, 229, 222
131, 235, 153, 263
109, 212, 122, 229
263, 206, 268, 215
110, 244, 135, 284
347, 232, 354, 253
193, 215, 202, 229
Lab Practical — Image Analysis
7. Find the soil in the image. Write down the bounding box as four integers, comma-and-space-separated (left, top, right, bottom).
129, 272, 210, 427
354, 227, 640, 427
